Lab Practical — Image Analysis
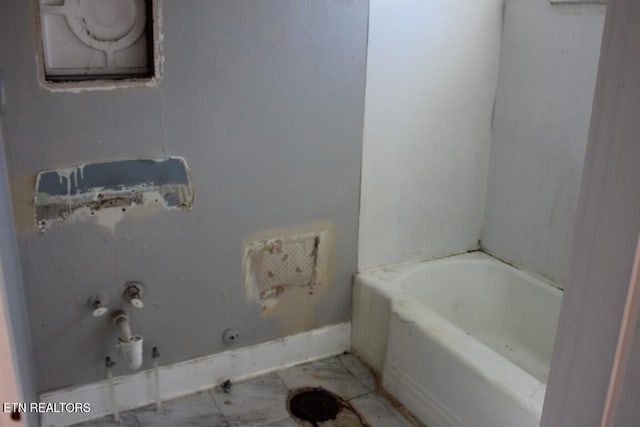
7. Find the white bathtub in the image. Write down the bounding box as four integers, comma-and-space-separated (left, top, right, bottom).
352, 252, 563, 427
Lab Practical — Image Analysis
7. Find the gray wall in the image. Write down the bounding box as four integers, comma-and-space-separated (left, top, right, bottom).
0, 0, 368, 392
482, 0, 605, 287
0, 126, 37, 426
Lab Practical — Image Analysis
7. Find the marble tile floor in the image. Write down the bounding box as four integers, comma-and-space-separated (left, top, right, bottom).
71, 353, 416, 427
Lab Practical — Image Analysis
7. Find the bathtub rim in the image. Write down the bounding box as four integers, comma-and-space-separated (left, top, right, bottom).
356, 250, 562, 296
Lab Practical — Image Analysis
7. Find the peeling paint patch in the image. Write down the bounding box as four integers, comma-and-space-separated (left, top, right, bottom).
34, 157, 193, 232
242, 221, 335, 335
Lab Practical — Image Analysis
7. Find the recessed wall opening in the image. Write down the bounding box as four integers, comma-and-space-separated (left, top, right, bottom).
36, 0, 161, 86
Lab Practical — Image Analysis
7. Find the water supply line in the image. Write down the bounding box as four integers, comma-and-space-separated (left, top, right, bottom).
152, 346, 161, 412
105, 356, 119, 423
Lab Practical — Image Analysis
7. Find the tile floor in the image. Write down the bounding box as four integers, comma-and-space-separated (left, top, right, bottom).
72, 354, 414, 427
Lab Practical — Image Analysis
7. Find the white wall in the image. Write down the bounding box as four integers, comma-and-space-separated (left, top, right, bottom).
482, 0, 605, 287
358, 0, 504, 270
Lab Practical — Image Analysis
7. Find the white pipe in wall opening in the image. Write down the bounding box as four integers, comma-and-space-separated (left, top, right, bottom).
127, 336, 143, 370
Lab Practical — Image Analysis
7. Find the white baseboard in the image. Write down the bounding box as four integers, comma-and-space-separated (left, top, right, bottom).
39, 322, 351, 427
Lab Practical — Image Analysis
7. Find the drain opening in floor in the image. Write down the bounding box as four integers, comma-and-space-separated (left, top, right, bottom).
287, 387, 369, 426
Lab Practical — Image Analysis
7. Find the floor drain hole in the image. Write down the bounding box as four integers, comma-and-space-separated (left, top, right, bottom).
288, 387, 341, 423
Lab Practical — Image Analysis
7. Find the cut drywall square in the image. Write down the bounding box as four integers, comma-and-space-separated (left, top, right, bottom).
243, 222, 334, 302
37, 0, 158, 82
249, 234, 320, 300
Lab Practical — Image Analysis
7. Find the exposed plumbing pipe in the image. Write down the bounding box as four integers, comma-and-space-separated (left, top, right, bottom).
127, 335, 143, 370
112, 311, 132, 342
112, 310, 143, 370
152, 346, 161, 412
105, 356, 119, 423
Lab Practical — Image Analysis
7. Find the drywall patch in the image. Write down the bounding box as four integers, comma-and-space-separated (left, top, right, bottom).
34, 157, 193, 232
243, 221, 335, 335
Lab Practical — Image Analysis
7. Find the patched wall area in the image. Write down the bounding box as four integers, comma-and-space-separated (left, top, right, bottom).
0, 0, 367, 392
243, 222, 335, 335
